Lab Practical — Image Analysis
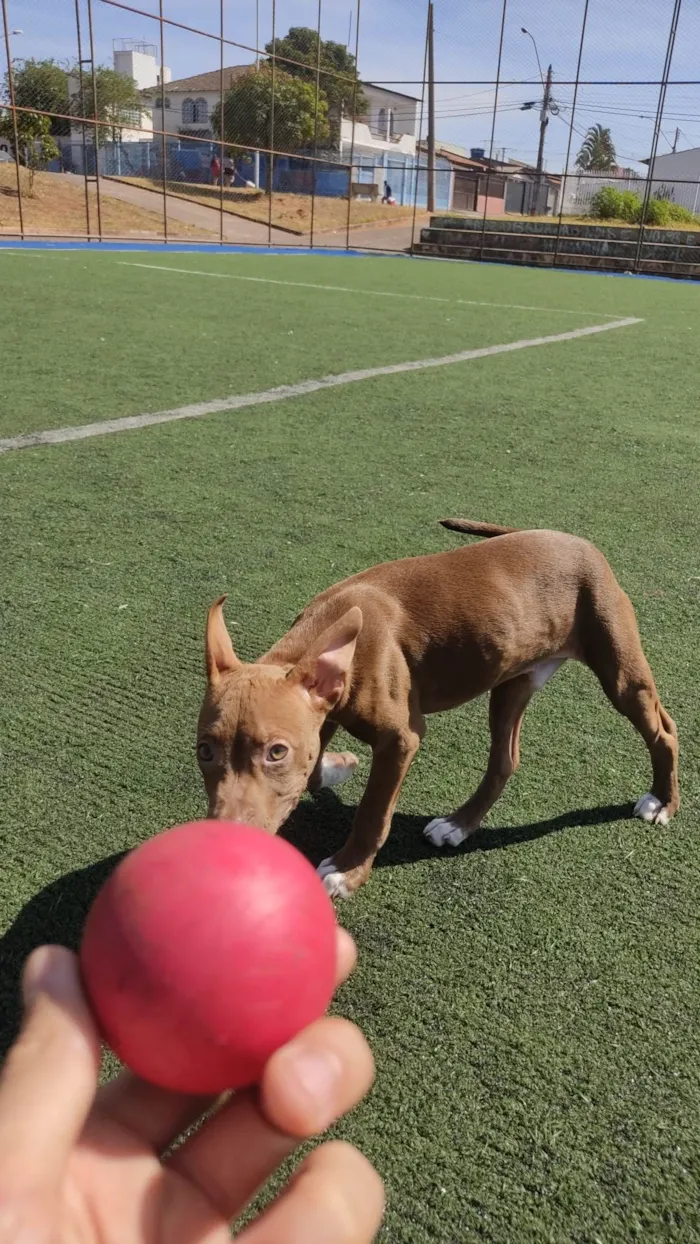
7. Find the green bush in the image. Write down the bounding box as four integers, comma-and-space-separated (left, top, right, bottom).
618, 190, 642, 223
589, 186, 623, 219
667, 201, 698, 224
641, 197, 672, 226
589, 187, 698, 228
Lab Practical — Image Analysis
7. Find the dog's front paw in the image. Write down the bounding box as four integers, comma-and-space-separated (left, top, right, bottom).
424, 816, 470, 848
633, 793, 670, 826
317, 856, 352, 899
319, 752, 359, 789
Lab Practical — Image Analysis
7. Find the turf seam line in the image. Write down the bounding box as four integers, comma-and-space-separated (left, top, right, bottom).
0, 318, 643, 456
118, 261, 624, 319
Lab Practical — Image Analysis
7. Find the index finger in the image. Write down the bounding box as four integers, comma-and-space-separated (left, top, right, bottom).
0, 947, 100, 1198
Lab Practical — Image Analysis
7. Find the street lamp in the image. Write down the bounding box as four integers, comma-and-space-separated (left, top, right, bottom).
521, 27, 544, 86
520, 28, 553, 214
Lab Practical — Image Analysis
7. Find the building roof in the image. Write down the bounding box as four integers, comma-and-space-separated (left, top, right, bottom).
641, 146, 700, 165
427, 142, 561, 183
161, 65, 253, 93
363, 81, 420, 102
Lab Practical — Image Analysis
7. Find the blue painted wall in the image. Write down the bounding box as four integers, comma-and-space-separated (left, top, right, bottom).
50, 138, 452, 210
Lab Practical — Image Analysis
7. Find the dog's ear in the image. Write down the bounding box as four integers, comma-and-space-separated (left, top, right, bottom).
205, 595, 240, 681
288, 607, 362, 711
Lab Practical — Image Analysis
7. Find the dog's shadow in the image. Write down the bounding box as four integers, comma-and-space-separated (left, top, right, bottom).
283, 789, 630, 869
0, 853, 127, 1057
0, 798, 628, 1058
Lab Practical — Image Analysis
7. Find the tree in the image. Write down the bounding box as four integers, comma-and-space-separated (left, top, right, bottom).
4, 59, 147, 146
0, 110, 59, 193
211, 67, 330, 189
70, 65, 147, 145
575, 124, 617, 172
3, 59, 71, 136
265, 26, 367, 141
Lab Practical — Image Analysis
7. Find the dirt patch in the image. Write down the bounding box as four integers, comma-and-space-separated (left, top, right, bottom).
0, 165, 214, 239
116, 178, 416, 235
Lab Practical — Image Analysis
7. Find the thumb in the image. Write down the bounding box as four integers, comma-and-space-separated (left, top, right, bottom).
0, 946, 101, 1199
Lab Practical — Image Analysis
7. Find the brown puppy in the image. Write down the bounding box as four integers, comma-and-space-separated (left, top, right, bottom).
197, 520, 679, 898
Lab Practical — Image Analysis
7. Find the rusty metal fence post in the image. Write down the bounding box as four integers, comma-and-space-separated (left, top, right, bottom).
1, 0, 25, 237
478, 0, 508, 262
409, 3, 429, 254
633, 0, 683, 273
344, 0, 362, 251
158, 0, 168, 242
552, 0, 590, 269
309, 0, 323, 249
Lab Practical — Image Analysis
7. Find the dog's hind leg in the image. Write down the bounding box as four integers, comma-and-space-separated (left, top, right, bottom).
425, 663, 563, 848
583, 587, 679, 825
307, 720, 359, 793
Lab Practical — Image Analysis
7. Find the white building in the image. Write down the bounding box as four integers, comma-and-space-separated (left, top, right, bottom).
644, 146, 700, 213
113, 39, 170, 92
148, 66, 252, 140
340, 83, 419, 161
68, 40, 169, 143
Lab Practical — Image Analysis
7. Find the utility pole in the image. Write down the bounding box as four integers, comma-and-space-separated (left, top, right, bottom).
532, 62, 552, 214
427, 0, 436, 212
672, 126, 680, 152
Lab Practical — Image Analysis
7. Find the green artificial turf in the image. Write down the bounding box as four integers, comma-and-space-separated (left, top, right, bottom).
0, 249, 699, 1241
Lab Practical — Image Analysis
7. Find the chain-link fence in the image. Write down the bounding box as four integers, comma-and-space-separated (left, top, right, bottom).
2, 0, 699, 274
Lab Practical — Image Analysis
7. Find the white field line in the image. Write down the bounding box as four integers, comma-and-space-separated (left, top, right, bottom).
118, 261, 624, 319
0, 317, 642, 456
0, 250, 75, 258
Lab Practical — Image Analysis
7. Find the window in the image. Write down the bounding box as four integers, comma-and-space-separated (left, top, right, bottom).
377, 107, 387, 135
389, 108, 395, 137
193, 97, 209, 123
182, 97, 195, 124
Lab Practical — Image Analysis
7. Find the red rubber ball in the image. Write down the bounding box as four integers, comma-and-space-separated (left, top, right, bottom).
80, 820, 337, 1094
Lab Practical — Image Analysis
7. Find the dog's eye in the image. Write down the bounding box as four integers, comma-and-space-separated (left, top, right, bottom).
197, 741, 215, 764
267, 743, 289, 763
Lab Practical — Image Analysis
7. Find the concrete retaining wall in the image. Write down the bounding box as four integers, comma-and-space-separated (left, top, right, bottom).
413, 216, 700, 278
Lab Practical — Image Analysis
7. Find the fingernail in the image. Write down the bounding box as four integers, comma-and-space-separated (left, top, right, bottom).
22, 946, 78, 1009
288, 1049, 343, 1125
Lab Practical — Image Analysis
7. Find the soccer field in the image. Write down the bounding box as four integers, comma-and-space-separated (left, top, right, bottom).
1, 244, 699, 1241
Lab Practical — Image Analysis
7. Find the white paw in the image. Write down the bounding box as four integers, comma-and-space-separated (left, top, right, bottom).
319, 753, 358, 789
423, 816, 469, 848
317, 856, 351, 899
633, 793, 669, 826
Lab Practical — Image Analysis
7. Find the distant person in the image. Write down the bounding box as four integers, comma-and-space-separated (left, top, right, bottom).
223, 156, 235, 188
210, 153, 221, 185
382, 180, 393, 204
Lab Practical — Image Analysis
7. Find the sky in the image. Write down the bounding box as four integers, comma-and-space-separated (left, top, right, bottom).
4, 0, 700, 172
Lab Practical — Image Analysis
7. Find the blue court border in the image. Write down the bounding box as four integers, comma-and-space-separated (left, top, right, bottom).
0, 240, 406, 259
0, 237, 698, 283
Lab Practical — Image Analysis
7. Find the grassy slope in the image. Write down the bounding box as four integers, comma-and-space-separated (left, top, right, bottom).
115, 177, 416, 234
0, 165, 211, 238
0, 254, 698, 1241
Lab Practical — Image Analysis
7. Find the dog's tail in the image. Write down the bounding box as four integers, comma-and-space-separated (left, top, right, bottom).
440, 518, 519, 539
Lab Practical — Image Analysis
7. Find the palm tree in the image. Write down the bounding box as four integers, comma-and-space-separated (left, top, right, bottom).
575, 124, 617, 172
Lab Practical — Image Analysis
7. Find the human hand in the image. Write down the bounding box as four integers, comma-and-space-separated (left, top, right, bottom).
0, 933, 383, 1242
